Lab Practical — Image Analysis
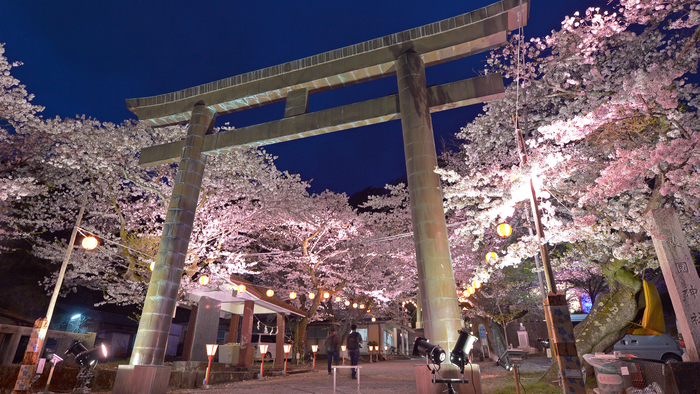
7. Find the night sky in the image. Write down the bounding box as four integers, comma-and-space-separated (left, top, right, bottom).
1, 0, 602, 195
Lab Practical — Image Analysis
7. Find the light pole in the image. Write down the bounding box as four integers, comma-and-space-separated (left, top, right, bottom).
13, 195, 88, 394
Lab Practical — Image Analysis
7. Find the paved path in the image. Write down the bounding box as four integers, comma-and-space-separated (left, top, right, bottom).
168, 357, 553, 394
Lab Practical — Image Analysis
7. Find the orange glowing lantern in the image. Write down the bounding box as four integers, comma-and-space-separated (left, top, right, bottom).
485, 251, 498, 262
308, 292, 315, 299
266, 289, 274, 297
199, 275, 210, 286
237, 284, 246, 293
496, 223, 513, 238
289, 291, 297, 299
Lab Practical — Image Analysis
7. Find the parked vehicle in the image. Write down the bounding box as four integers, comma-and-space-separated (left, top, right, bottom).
612, 334, 684, 363
252, 334, 292, 360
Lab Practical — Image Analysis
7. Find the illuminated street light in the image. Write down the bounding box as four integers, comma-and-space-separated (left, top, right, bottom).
81, 236, 98, 250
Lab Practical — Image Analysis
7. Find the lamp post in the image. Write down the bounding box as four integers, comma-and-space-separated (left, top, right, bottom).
13, 195, 88, 394
283, 344, 292, 374
341, 345, 346, 365
311, 345, 318, 370
204, 344, 218, 388
258, 344, 268, 378
368, 346, 373, 363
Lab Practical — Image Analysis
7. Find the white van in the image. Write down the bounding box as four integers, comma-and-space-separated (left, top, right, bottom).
252, 334, 292, 360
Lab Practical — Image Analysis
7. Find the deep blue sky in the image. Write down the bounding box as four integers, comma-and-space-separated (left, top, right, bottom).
1, 0, 602, 196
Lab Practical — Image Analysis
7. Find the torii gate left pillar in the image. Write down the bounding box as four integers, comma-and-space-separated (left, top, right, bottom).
113, 103, 216, 394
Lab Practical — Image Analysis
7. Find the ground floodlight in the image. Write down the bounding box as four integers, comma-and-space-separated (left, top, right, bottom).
66, 341, 106, 368
450, 329, 478, 372
496, 350, 513, 371
412, 337, 446, 365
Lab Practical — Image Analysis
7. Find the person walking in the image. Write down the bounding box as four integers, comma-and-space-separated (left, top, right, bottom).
346, 324, 363, 379
326, 326, 340, 375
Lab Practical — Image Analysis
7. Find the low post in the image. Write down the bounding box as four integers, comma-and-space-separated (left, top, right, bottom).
283, 344, 292, 374
258, 344, 268, 378
204, 344, 218, 388
311, 345, 318, 370
368, 346, 373, 363
43, 354, 63, 393
341, 345, 346, 365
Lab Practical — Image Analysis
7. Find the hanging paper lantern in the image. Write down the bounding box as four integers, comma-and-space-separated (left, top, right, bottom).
238, 284, 246, 293
149, 262, 155, 271
359, 303, 365, 309
266, 289, 274, 297
323, 292, 330, 299
485, 251, 498, 262
352, 302, 358, 308
335, 296, 341, 302
82, 236, 98, 250
473, 280, 481, 289
496, 223, 513, 238
468, 285, 474, 295
371, 317, 376, 322
344, 300, 350, 306
289, 291, 297, 299
308, 292, 315, 299
199, 275, 210, 286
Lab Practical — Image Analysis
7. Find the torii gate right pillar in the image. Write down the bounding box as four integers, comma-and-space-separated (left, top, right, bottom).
397, 50, 462, 361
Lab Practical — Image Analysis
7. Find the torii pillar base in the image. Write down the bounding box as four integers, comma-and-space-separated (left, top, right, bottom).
113, 365, 171, 394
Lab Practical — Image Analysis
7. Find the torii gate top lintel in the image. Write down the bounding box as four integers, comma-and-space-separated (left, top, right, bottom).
127, 0, 529, 129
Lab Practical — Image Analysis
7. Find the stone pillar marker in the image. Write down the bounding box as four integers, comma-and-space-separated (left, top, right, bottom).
185, 297, 221, 362
113, 103, 216, 394
649, 208, 700, 362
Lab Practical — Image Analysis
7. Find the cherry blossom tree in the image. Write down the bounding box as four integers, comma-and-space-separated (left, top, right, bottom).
437, 0, 700, 369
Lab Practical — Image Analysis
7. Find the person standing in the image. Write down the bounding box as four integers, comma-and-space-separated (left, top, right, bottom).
326, 326, 340, 375
346, 324, 363, 379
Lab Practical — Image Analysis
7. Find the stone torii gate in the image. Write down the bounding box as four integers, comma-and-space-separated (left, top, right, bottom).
113, 1, 529, 393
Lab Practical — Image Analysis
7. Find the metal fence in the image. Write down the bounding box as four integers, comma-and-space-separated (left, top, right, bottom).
617, 357, 668, 394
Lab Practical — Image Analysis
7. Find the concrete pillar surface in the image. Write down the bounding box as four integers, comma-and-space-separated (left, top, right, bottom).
113, 103, 215, 394
396, 50, 462, 359
129, 104, 216, 367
